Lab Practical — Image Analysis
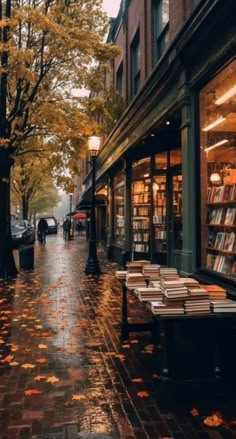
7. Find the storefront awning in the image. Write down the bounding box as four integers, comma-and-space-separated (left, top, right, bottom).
76, 192, 106, 210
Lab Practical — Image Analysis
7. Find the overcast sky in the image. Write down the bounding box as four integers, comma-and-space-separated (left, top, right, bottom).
102, 0, 121, 17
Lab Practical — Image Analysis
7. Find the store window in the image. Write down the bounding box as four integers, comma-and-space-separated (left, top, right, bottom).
113, 172, 125, 247
131, 29, 141, 98
152, 0, 169, 62
200, 59, 236, 279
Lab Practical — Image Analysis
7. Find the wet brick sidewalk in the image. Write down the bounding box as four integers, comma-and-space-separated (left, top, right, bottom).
0, 233, 236, 439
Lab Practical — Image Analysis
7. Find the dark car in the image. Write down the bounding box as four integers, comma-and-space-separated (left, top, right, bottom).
37, 216, 58, 234
11, 220, 35, 248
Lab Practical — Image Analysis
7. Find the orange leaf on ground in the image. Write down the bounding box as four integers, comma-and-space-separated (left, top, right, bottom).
191, 408, 199, 417
22, 363, 36, 369
46, 376, 59, 384
137, 391, 149, 398
1, 354, 14, 363
9, 361, 19, 366
24, 389, 42, 396
36, 358, 48, 364
72, 394, 86, 401
203, 413, 223, 427
34, 375, 46, 381
38, 344, 48, 349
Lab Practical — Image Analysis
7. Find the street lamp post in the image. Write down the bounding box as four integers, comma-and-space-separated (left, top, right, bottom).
85, 136, 101, 275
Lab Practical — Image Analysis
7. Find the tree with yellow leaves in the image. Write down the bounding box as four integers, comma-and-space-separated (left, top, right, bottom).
0, 0, 119, 277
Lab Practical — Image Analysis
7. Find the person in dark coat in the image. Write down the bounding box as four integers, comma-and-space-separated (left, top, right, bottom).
63, 218, 70, 239
37, 218, 48, 243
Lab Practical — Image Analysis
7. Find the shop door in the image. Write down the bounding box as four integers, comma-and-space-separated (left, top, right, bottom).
168, 166, 183, 269
152, 174, 168, 265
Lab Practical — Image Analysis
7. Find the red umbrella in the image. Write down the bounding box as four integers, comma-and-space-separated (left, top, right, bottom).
72, 212, 87, 219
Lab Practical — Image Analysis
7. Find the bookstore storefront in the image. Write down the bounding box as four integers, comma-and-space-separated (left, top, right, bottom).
111, 143, 182, 269
200, 58, 236, 282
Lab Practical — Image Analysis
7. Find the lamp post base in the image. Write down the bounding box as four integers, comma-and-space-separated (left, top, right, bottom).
85, 257, 101, 275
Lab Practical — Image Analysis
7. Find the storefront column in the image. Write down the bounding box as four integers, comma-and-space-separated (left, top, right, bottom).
106, 175, 113, 260
180, 86, 197, 276
122, 159, 132, 266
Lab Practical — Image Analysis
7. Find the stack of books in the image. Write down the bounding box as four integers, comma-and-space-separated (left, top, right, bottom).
179, 278, 200, 288
147, 301, 184, 315
134, 287, 162, 302
200, 284, 227, 300
126, 272, 146, 289
142, 264, 160, 280
126, 260, 150, 273
184, 298, 210, 314
211, 299, 236, 313
160, 267, 179, 281
161, 280, 189, 304
115, 271, 127, 280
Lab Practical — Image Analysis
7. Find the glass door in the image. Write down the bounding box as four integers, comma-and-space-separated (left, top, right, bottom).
152, 174, 167, 265
168, 166, 183, 268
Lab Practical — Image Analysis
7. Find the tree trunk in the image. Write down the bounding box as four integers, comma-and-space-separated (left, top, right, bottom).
22, 195, 28, 220
0, 150, 17, 278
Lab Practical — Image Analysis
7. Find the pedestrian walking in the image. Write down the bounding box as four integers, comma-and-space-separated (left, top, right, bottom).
77, 221, 83, 235
37, 218, 48, 244
63, 218, 70, 240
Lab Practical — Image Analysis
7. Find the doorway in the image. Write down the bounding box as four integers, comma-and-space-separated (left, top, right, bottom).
167, 166, 183, 269
152, 163, 182, 270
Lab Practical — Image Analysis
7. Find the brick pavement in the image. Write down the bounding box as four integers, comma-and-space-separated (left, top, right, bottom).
0, 232, 236, 439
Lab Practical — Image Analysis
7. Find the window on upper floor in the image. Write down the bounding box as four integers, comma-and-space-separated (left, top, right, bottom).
152, 0, 169, 62
116, 62, 123, 96
131, 29, 141, 98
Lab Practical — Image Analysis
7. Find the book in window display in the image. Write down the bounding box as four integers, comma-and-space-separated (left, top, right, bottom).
223, 232, 235, 252
214, 232, 226, 250
206, 253, 218, 270
224, 207, 236, 225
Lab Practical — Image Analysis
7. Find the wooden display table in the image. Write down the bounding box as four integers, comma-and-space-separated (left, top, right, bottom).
118, 279, 235, 382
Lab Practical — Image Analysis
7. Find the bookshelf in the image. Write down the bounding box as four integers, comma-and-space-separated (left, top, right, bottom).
206, 183, 236, 276
153, 176, 167, 255
132, 179, 151, 255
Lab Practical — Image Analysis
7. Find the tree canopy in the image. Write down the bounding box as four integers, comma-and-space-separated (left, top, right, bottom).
0, 0, 120, 277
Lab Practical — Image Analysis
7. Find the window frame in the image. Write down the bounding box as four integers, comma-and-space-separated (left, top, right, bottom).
152, 0, 169, 63
130, 29, 141, 98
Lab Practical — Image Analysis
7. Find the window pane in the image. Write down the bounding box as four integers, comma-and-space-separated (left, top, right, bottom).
170, 148, 182, 166
132, 157, 151, 180
155, 152, 168, 169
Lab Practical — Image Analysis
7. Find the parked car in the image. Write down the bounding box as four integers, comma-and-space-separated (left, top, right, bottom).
36, 216, 58, 234
11, 220, 35, 248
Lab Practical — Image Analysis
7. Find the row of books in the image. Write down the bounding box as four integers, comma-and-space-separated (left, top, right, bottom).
133, 207, 150, 216
206, 253, 236, 275
132, 182, 150, 193
133, 193, 150, 203
147, 299, 236, 315
207, 184, 236, 203
133, 243, 149, 253
132, 219, 150, 229
133, 232, 149, 242
207, 231, 236, 252
209, 207, 236, 225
